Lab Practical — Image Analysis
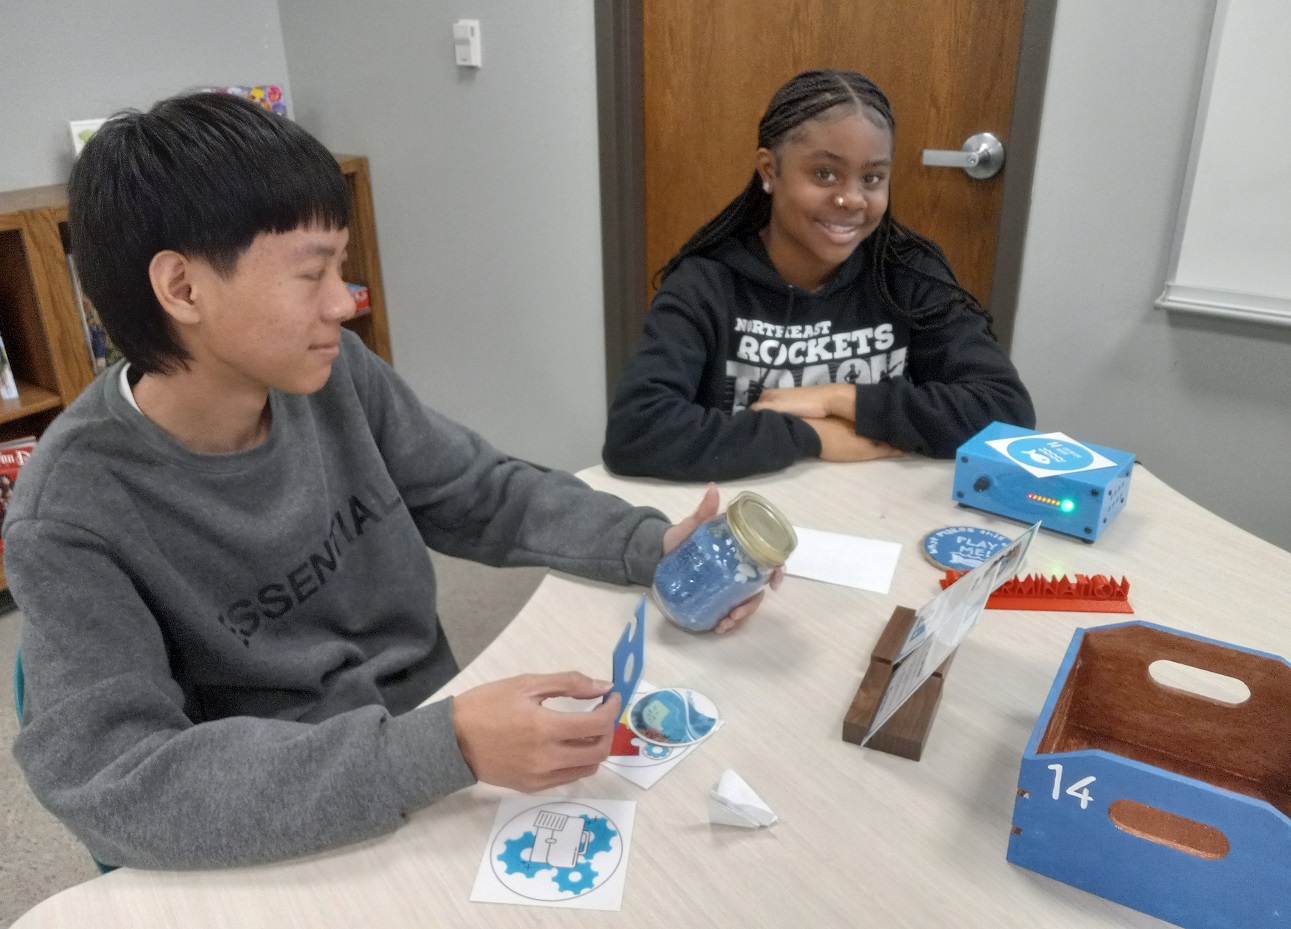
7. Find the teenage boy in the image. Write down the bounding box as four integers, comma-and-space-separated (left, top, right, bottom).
5, 93, 765, 870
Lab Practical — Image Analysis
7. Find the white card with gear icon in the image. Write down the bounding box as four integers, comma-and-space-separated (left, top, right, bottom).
471, 796, 636, 910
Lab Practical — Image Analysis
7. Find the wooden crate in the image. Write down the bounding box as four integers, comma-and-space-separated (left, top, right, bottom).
1008, 622, 1291, 928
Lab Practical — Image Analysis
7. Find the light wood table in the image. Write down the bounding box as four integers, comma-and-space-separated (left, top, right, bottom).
15, 458, 1291, 928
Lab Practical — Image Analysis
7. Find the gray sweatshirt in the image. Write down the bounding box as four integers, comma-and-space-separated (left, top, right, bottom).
6, 330, 668, 869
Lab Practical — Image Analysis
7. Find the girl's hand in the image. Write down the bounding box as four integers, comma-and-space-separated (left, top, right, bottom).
752, 383, 853, 421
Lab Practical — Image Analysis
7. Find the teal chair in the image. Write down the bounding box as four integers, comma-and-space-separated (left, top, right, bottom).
13, 647, 115, 874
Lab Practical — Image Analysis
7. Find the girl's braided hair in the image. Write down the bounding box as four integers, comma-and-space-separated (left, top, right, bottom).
657, 69, 991, 328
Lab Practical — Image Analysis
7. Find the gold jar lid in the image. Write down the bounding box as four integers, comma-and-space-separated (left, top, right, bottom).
725, 491, 797, 567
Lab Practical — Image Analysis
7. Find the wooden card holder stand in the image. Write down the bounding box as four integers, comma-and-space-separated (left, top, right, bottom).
842, 606, 955, 761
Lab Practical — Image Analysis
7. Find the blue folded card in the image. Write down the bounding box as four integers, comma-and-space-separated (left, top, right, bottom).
605, 596, 646, 711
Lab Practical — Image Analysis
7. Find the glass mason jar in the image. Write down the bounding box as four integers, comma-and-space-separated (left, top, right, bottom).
651, 491, 797, 632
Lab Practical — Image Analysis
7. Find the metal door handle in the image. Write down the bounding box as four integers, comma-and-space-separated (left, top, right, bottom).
921, 132, 1004, 180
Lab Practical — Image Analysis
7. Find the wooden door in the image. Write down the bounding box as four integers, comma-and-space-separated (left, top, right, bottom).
641, 0, 1026, 312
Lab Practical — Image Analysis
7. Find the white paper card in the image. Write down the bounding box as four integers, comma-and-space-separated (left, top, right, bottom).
470, 796, 636, 911
785, 526, 901, 594
708, 770, 777, 828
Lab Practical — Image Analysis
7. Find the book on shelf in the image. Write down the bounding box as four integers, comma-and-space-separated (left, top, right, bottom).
200, 85, 289, 117
0, 435, 36, 553
346, 282, 371, 316
0, 326, 18, 401
66, 253, 121, 373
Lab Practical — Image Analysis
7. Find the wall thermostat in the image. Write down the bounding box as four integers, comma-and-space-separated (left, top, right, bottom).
952, 422, 1134, 543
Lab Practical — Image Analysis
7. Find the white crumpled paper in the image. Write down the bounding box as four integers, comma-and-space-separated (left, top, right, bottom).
708, 769, 777, 828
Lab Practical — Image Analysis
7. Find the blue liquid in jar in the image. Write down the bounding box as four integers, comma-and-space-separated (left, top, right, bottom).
652, 516, 770, 632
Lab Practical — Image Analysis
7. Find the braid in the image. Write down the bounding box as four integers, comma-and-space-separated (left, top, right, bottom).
656, 68, 994, 334
655, 172, 768, 285
870, 214, 995, 334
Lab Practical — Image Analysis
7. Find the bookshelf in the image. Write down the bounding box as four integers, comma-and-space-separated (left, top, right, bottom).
335, 156, 391, 363
0, 155, 391, 591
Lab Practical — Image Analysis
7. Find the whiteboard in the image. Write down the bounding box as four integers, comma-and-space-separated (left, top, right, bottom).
1158, 0, 1291, 328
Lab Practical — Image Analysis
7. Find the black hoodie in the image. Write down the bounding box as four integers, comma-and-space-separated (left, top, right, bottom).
603, 231, 1035, 481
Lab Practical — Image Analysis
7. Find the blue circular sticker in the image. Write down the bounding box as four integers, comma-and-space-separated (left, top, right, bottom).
922, 526, 1012, 571
1003, 437, 1095, 473
627, 688, 720, 747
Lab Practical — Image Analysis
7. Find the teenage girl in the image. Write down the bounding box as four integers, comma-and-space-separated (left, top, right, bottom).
603, 69, 1035, 482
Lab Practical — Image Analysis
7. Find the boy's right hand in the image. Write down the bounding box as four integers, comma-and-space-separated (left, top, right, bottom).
452, 672, 621, 791
806, 416, 905, 462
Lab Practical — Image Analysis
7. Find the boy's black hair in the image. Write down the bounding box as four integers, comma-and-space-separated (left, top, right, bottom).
657, 69, 992, 331
68, 92, 351, 375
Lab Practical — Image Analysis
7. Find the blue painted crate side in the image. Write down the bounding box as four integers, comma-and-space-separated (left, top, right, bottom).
1008, 748, 1291, 929
1008, 623, 1291, 929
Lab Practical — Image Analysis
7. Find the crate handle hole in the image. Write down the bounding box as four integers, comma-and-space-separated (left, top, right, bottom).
1148, 660, 1250, 705
1108, 799, 1230, 860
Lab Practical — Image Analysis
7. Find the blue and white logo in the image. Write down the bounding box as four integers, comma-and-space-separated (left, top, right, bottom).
987, 431, 1116, 479
923, 526, 1012, 570
1007, 437, 1093, 472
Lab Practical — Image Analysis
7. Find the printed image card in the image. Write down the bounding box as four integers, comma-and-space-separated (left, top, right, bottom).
601, 679, 701, 789
626, 687, 720, 748
470, 796, 636, 911
896, 521, 1039, 663
863, 523, 1039, 743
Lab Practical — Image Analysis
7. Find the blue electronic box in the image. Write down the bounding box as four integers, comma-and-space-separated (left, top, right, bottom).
952, 423, 1135, 542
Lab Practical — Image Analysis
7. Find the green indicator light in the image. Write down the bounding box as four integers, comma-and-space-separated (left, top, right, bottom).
1060, 499, 1076, 514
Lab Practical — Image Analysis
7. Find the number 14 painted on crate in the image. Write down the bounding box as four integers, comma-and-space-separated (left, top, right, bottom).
1047, 763, 1096, 810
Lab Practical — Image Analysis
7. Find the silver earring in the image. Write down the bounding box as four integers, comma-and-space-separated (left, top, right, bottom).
762, 180, 772, 194
834, 195, 846, 208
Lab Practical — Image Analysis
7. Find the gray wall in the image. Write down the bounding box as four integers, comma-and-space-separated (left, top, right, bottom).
278, 0, 607, 472
1011, 0, 1291, 553
0, 0, 290, 191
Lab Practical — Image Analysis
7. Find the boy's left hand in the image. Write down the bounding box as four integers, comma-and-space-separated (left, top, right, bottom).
661, 484, 785, 634
752, 383, 853, 421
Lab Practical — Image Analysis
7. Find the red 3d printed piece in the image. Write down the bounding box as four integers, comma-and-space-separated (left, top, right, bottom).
940, 571, 1133, 613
